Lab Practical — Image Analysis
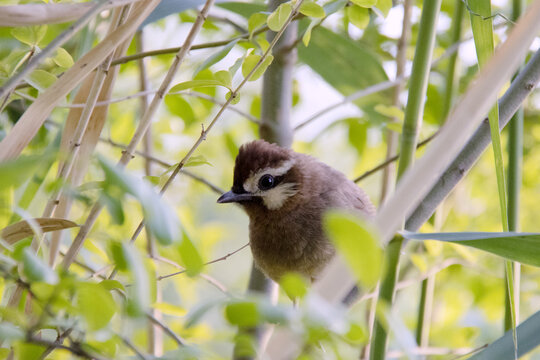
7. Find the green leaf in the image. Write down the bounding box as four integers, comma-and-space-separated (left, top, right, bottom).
21, 248, 59, 285
347, 118, 368, 156
242, 54, 274, 81
214, 70, 232, 88
76, 282, 117, 331
375, 0, 392, 16
350, 0, 377, 8
178, 232, 203, 277
218, 2, 266, 18
226, 90, 240, 104
195, 40, 238, 75
347, 5, 370, 29
170, 79, 229, 93
401, 231, 540, 267
297, 27, 389, 119
165, 94, 196, 126
98, 157, 181, 245
299, 1, 325, 18
185, 155, 212, 167
225, 301, 260, 327
267, 2, 292, 31
248, 12, 267, 34
100, 279, 125, 292
302, 19, 317, 46
101, 193, 125, 225
53, 48, 74, 68
324, 210, 382, 290
0, 154, 54, 189
11, 25, 47, 46
470, 309, 540, 359
26, 69, 57, 92
118, 243, 150, 316
280, 273, 309, 299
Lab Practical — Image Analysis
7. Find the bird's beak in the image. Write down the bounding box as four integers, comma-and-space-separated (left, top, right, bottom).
217, 190, 256, 204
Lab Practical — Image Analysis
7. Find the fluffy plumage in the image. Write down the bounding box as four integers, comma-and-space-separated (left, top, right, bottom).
218, 140, 376, 282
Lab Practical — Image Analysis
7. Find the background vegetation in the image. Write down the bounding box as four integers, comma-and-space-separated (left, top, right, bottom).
1, 0, 540, 359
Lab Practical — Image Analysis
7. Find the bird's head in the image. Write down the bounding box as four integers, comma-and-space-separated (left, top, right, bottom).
217, 140, 302, 211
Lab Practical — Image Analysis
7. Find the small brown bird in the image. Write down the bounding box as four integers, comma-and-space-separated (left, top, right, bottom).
217, 140, 376, 282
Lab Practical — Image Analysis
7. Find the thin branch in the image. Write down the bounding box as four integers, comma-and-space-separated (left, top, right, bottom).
117, 334, 149, 360
62, 0, 216, 270
0, 0, 111, 100
146, 311, 187, 347
26, 335, 107, 360
354, 132, 437, 183
126, 0, 306, 247
158, 243, 250, 281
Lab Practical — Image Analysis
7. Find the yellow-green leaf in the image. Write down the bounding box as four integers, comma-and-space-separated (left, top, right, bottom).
153, 302, 187, 317
280, 273, 309, 299
11, 25, 47, 46
350, 0, 377, 8
267, 2, 292, 31
53, 47, 74, 68
248, 12, 267, 35
347, 5, 370, 29
76, 282, 117, 331
300, 1, 325, 18
374, 104, 404, 121
242, 54, 274, 81
26, 69, 57, 92
324, 210, 383, 289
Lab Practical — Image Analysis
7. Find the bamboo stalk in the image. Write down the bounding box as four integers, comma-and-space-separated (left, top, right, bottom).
0, 0, 141, 27
370, 2, 442, 358
0, 0, 161, 162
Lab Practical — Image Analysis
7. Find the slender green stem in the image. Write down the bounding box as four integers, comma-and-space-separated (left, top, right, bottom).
415, 0, 465, 346
370, 1, 441, 359
504, 0, 525, 333
370, 236, 403, 360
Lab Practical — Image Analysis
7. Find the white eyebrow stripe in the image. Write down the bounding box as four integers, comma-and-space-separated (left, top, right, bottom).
243, 159, 295, 193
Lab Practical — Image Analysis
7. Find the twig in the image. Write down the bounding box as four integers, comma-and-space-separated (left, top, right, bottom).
62, 0, 216, 270
146, 311, 186, 347
353, 131, 437, 183
158, 243, 249, 281
126, 0, 306, 247
26, 335, 106, 360
118, 334, 149, 360
0, 0, 111, 100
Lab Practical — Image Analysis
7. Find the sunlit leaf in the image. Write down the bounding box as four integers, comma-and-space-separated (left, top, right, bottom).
225, 301, 260, 327
214, 70, 232, 88
242, 54, 274, 81
21, 248, 58, 285
374, 104, 404, 121
267, 2, 292, 31
116, 243, 150, 316
76, 282, 117, 331
347, 5, 370, 30
53, 48, 74, 68
153, 302, 187, 317
26, 69, 57, 92
280, 273, 309, 299
299, 1, 325, 18
165, 94, 196, 126
0, 153, 54, 189
1, 218, 78, 245
11, 25, 47, 46
185, 155, 212, 168
179, 232, 203, 277
169, 79, 230, 93
350, 0, 377, 8
248, 12, 267, 35
324, 210, 383, 289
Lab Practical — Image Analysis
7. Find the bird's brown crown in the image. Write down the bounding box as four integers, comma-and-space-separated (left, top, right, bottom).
232, 140, 292, 193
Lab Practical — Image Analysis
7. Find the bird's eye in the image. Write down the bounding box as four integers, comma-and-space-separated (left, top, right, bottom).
258, 174, 275, 190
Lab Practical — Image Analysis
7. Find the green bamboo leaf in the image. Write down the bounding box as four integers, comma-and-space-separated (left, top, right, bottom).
267, 2, 292, 31
115, 243, 150, 316
11, 25, 47, 46
402, 231, 540, 267
299, 1, 325, 18
0, 154, 54, 189
164, 94, 196, 126
470, 309, 540, 359
347, 5, 370, 29
324, 210, 382, 290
